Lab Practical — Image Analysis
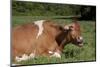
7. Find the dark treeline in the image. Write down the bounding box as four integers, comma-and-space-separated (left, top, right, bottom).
12, 1, 96, 20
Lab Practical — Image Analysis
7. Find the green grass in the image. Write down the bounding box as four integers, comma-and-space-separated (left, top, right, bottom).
12, 16, 96, 65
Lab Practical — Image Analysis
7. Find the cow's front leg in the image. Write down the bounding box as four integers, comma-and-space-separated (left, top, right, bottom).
47, 41, 62, 58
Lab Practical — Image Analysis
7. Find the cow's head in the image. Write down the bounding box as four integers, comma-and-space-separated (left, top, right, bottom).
64, 21, 83, 47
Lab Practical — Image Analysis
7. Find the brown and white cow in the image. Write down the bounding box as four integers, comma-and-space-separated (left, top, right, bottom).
12, 20, 83, 62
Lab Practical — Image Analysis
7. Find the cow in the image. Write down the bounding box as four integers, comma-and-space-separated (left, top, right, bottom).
12, 20, 83, 62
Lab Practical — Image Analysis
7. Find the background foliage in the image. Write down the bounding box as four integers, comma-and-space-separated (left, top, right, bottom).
12, 1, 96, 20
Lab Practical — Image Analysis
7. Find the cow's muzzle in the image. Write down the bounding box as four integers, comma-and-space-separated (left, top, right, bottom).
77, 36, 83, 47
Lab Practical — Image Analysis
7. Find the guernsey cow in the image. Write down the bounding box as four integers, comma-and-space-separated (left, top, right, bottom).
12, 20, 83, 62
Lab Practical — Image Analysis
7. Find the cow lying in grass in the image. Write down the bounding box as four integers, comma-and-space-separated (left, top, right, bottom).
12, 20, 83, 62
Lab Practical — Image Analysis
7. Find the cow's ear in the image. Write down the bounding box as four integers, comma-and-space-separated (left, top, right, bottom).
69, 25, 74, 30
64, 25, 74, 31
64, 25, 69, 30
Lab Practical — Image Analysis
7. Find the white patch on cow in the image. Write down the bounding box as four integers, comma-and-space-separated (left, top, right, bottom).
34, 20, 45, 39
64, 25, 69, 30
50, 52, 61, 58
29, 53, 35, 58
48, 51, 53, 54
15, 53, 35, 62
15, 54, 28, 62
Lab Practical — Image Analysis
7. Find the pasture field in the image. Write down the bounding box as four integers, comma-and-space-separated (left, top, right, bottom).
12, 16, 96, 65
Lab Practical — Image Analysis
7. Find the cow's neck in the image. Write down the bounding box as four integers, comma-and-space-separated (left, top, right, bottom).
56, 31, 72, 50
